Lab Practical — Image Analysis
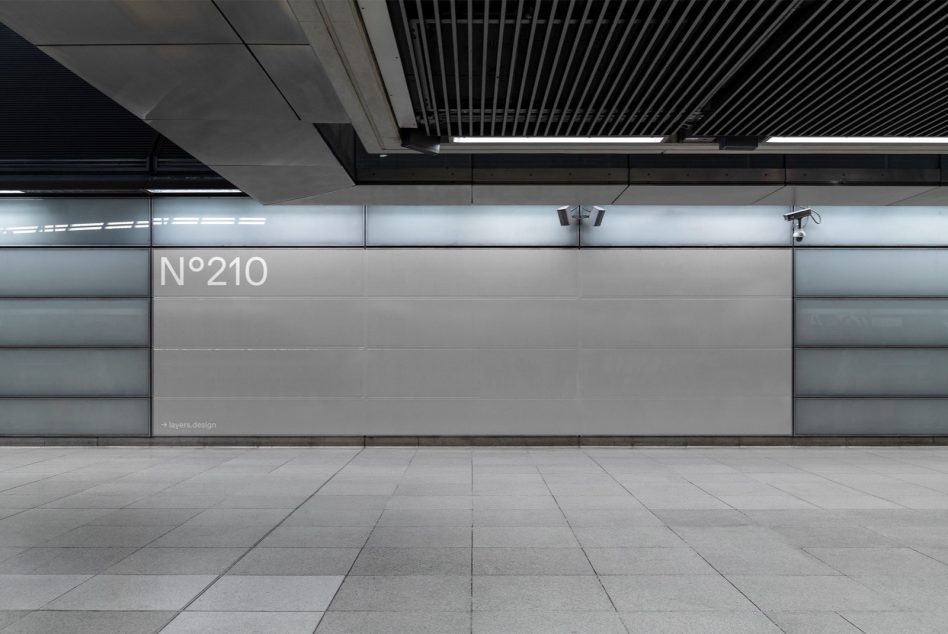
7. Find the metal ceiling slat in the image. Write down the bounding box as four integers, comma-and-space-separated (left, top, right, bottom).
676, 0, 799, 134
763, 0, 922, 135
522, 0, 558, 137
397, 0, 430, 135
695, 0, 836, 134
510, 0, 542, 136
562, 0, 628, 136
531, 0, 576, 136
467, 0, 474, 136
430, 0, 452, 137
592, 0, 661, 136
636, 0, 715, 135
413, 0, 440, 136
543, 0, 594, 135
898, 99, 948, 135
449, 0, 463, 136
479, 0, 489, 135
489, 0, 508, 135
571, 0, 644, 136
500, 0, 525, 136
727, 0, 887, 135
795, 2, 948, 136
553, 0, 611, 136
711, 0, 854, 135
608, 0, 686, 136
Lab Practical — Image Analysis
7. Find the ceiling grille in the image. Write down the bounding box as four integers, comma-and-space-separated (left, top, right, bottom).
389, 0, 948, 139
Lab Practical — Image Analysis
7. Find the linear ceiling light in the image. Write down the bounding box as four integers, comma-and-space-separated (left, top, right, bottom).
146, 188, 243, 194
766, 136, 948, 144
450, 136, 665, 144
0, 190, 24, 194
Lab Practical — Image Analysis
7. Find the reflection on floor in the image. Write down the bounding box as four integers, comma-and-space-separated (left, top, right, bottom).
0, 446, 947, 632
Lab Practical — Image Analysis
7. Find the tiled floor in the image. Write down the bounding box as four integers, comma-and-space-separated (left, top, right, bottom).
0, 447, 947, 632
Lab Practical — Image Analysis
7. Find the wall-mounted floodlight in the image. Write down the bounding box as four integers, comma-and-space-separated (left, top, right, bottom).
784, 206, 821, 242
591, 206, 606, 226
557, 206, 571, 226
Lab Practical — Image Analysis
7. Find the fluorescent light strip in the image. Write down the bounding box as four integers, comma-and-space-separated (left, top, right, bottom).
450, 136, 665, 144
146, 188, 242, 194
0, 190, 24, 194
766, 136, 948, 144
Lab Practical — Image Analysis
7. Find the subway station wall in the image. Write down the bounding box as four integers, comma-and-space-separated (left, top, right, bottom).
152, 248, 792, 436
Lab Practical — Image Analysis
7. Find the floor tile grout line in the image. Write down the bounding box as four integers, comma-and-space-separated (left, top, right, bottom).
312, 446, 422, 633
150, 447, 366, 632
581, 447, 790, 633
531, 452, 628, 633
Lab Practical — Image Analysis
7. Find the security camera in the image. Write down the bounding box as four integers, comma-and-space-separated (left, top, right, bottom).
784, 207, 813, 222
792, 227, 806, 242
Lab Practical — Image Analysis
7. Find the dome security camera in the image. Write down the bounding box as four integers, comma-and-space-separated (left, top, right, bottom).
792, 227, 806, 242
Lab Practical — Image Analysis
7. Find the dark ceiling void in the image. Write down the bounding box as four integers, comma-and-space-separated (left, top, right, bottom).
388, 0, 948, 139
0, 21, 230, 191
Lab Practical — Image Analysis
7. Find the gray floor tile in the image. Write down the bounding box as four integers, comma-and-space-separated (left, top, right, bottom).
260, 526, 371, 548
329, 576, 471, 612
40, 525, 173, 548
572, 526, 684, 548
188, 575, 343, 612
317, 611, 470, 633
0, 575, 89, 609
586, 547, 718, 576
474, 526, 577, 548
149, 524, 272, 548
185, 508, 291, 526
350, 547, 471, 576
727, 575, 896, 612
676, 527, 839, 575
839, 611, 947, 634
473, 509, 568, 526
230, 547, 360, 576
602, 575, 756, 611
104, 547, 246, 575
161, 611, 322, 634
0, 547, 135, 574
86, 508, 201, 526
473, 547, 593, 575
807, 547, 948, 576
620, 611, 782, 633
473, 611, 627, 633
384, 496, 473, 510
473, 496, 559, 510
377, 509, 472, 526
283, 509, 383, 527
765, 611, 862, 633
0, 610, 176, 634
563, 508, 664, 527
0, 611, 28, 630
553, 495, 643, 510
852, 574, 948, 610
46, 575, 215, 610
367, 526, 471, 548
473, 576, 613, 611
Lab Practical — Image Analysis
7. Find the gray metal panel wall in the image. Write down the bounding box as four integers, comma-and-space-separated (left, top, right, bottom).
153, 248, 791, 436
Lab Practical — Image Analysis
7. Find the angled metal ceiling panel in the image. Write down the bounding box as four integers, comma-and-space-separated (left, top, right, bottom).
390, 0, 948, 139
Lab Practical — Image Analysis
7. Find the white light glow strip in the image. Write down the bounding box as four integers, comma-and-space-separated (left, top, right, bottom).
450, 136, 665, 144
766, 136, 948, 144
0, 190, 24, 194
146, 188, 242, 194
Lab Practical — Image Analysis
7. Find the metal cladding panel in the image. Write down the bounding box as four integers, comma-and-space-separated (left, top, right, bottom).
154, 248, 791, 436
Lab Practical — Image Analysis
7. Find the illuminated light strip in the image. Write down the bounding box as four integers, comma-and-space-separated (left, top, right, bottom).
0, 190, 24, 194
146, 188, 242, 194
238, 217, 266, 225
766, 136, 948, 144
67, 223, 104, 231
450, 136, 665, 144
199, 217, 236, 225
171, 217, 199, 225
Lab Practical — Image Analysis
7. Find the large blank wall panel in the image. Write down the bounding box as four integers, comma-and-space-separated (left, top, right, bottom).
153, 249, 791, 435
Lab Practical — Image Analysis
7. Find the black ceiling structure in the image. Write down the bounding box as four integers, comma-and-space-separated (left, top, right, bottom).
389, 0, 948, 139
0, 22, 230, 191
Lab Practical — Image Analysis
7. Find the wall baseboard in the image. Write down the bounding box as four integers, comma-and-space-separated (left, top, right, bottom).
1, 435, 947, 447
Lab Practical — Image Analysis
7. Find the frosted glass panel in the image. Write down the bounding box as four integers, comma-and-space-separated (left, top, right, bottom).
796, 250, 948, 296
0, 198, 149, 246
367, 205, 578, 246
0, 349, 149, 396
796, 398, 948, 435
0, 299, 149, 346
798, 207, 948, 246
581, 206, 789, 246
153, 198, 363, 246
796, 299, 948, 346
0, 249, 149, 296
796, 349, 948, 396
0, 398, 149, 436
